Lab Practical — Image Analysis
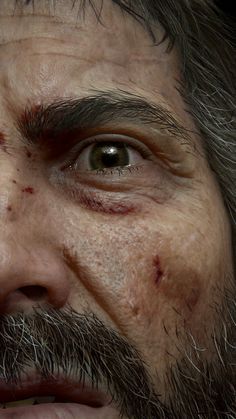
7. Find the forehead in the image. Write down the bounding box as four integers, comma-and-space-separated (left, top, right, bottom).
0, 0, 173, 73
0, 0, 198, 140
1, 0, 163, 62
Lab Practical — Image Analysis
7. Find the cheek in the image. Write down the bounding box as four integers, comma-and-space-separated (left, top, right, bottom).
158, 270, 202, 315
127, 232, 228, 346
122, 243, 204, 334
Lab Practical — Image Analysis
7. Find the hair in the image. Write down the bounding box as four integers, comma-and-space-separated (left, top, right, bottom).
126, 0, 236, 260
18, 0, 236, 264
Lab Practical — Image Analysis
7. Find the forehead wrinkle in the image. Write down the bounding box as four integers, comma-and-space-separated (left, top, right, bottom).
12, 0, 158, 44
13, 0, 106, 19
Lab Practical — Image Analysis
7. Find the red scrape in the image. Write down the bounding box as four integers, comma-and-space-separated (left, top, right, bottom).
153, 255, 164, 286
22, 187, 34, 194
0, 132, 5, 144
0, 131, 7, 152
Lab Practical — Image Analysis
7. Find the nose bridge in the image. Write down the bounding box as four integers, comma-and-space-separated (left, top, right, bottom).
0, 156, 71, 313
0, 40, 73, 315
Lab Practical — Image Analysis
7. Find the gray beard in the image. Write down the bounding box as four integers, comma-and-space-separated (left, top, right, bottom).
166, 274, 236, 419
0, 275, 235, 419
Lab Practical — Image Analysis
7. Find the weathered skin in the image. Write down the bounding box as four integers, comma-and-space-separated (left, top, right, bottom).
0, 0, 234, 411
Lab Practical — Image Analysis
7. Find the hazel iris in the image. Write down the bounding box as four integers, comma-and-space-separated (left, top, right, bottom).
89, 142, 129, 170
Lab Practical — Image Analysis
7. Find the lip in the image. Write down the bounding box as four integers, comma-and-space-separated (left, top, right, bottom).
0, 375, 116, 418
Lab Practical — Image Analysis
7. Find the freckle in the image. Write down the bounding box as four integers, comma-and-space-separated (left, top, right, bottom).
17, 168, 20, 172
21, 186, 35, 194
26, 149, 32, 158
153, 255, 164, 286
12, 179, 17, 184
7, 205, 12, 212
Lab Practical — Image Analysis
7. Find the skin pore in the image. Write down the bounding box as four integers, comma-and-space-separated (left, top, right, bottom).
0, 1, 235, 418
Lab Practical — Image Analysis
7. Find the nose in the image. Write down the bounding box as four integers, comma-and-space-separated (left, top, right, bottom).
0, 242, 70, 314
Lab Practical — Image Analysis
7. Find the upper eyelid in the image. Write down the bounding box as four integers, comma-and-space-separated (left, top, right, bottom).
61, 133, 154, 169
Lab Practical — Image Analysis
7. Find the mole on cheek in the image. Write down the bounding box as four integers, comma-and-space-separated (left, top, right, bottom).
153, 255, 164, 286
25, 149, 32, 158
7, 205, 12, 212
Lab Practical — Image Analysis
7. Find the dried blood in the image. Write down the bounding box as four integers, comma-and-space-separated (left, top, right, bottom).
22, 187, 34, 194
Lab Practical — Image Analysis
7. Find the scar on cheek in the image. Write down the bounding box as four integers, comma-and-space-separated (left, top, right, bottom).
21, 186, 35, 194
153, 255, 164, 286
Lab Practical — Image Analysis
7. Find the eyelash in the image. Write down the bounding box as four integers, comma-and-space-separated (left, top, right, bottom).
94, 165, 143, 176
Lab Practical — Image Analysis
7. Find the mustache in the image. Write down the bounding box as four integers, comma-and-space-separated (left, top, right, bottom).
0, 306, 167, 419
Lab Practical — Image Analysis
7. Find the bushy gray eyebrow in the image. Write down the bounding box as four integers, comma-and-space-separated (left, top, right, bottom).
16, 88, 194, 151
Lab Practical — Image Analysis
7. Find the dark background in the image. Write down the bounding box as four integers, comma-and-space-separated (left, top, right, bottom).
215, 1, 236, 22
215, 1, 235, 43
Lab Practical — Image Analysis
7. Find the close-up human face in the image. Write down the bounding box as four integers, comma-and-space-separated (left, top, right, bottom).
0, 1, 235, 418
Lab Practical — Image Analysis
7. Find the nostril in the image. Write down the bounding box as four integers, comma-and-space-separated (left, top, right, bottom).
18, 285, 48, 301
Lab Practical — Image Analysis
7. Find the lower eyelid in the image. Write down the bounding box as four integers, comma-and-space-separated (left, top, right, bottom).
50, 160, 178, 210
63, 163, 174, 198
60, 176, 174, 212
72, 188, 138, 215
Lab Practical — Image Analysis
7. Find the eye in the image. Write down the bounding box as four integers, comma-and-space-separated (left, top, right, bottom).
63, 134, 153, 174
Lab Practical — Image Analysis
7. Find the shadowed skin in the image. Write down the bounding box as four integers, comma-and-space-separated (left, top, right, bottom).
0, 1, 234, 418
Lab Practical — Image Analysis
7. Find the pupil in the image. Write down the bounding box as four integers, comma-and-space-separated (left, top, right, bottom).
89, 142, 129, 170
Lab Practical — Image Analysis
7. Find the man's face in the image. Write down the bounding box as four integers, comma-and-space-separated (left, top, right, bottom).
0, 1, 234, 418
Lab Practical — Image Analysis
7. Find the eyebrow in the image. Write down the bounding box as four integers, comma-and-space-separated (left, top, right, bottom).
16, 88, 193, 152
